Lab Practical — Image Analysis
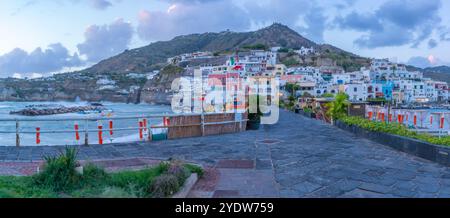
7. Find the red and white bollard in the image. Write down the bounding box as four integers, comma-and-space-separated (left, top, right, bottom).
98, 122, 103, 145
74, 122, 80, 142
139, 120, 144, 141
143, 118, 148, 132
368, 112, 373, 121
163, 117, 170, 126
109, 120, 114, 136
36, 127, 41, 145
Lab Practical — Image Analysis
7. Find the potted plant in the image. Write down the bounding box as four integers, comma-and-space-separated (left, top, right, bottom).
247, 95, 263, 130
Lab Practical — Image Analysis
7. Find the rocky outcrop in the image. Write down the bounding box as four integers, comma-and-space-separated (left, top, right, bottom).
10, 105, 106, 116
141, 65, 185, 105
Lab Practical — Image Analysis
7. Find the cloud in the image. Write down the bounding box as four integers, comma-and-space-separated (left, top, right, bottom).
440, 27, 450, 41
77, 18, 133, 63
335, 12, 383, 32
0, 43, 83, 77
428, 39, 438, 49
137, 0, 332, 43
89, 0, 113, 10
407, 55, 449, 68
244, 0, 328, 42
10, 0, 38, 16
334, 0, 442, 48
137, 1, 250, 41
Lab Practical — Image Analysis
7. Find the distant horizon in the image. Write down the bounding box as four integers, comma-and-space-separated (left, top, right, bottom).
1, 0, 450, 77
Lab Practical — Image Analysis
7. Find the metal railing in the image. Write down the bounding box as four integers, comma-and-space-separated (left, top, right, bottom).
0, 112, 248, 147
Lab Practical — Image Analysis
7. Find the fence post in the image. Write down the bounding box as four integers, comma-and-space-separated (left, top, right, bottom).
201, 113, 205, 136
84, 119, 89, 146
15, 120, 20, 147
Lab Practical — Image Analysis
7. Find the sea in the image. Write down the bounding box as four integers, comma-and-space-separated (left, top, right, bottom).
0, 101, 172, 146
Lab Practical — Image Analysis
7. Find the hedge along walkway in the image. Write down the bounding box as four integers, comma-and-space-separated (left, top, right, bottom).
2, 110, 450, 197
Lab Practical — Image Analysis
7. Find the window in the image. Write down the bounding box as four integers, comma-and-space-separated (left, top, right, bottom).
354, 87, 358, 92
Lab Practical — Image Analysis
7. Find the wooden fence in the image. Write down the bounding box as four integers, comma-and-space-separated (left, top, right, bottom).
168, 113, 248, 139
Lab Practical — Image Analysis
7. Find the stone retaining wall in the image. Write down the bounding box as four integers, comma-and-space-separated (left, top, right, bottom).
334, 120, 450, 167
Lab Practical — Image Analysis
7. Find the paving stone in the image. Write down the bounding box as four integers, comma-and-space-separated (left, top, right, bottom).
340, 189, 396, 198
256, 159, 272, 170
393, 181, 417, 190
358, 182, 393, 194
213, 190, 239, 198
415, 183, 440, 193
391, 188, 416, 198
291, 181, 322, 195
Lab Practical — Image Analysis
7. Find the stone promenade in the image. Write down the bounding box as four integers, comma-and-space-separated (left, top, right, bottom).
2, 110, 450, 198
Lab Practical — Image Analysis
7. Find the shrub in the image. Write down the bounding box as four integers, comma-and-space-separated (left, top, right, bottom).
150, 174, 180, 198
99, 187, 137, 198
110, 163, 169, 197
32, 147, 81, 192
185, 164, 204, 178
248, 95, 264, 122
326, 93, 349, 120
303, 108, 313, 113
167, 161, 190, 186
82, 164, 110, 188
340, 116, 450, 146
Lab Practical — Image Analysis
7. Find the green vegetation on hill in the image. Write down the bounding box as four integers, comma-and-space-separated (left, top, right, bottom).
321, 50, 369, 72
242, 44, 268, 50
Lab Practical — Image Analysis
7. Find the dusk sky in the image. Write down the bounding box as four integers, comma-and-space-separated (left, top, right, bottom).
1, 0, 450, 78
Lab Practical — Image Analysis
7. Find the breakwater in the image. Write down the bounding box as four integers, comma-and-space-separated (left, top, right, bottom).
10, 105, 106, 116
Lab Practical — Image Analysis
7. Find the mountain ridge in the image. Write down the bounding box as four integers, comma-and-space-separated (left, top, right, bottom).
82, 23, 361, 74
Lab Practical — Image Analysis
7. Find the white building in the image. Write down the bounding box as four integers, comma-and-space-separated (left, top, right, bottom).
345, 83, 368, 102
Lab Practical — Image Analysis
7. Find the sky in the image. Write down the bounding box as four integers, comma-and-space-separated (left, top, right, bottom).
1, 0, 450, 78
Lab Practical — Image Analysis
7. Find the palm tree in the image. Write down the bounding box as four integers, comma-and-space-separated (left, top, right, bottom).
326, 93, 349, 122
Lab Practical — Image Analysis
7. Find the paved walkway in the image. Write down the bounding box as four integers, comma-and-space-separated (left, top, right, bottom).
2, 110, 450, 197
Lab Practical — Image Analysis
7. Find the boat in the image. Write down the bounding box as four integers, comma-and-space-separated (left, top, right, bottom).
90, 102, 104, 107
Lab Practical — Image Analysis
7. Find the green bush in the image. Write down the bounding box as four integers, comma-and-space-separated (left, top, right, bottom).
185, 164, 204, 178
340, 116, 450, 146
99, 187, 137, 198
81, 164, 110, 188
303, 108, 313, 113
110, 163, 169, 197
32, 147, 81, 192
326, 93, 349, 120
282, 58, 300, 67
248, 95, 264, 122
167, 161, 190, 186
150, 174, 180, 198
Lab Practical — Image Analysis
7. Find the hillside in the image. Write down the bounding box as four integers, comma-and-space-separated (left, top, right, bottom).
424, 66, 450, 74
0, 23, 411, 104
406, 65, 450, 83
83, 23, 362, 74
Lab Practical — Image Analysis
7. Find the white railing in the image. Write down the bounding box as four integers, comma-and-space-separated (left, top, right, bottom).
0, 112, 247, 147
